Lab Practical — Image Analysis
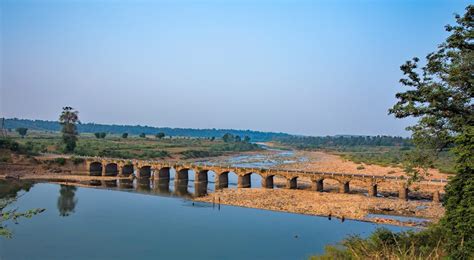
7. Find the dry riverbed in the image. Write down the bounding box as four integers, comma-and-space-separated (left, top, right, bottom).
194, 188, 444, 227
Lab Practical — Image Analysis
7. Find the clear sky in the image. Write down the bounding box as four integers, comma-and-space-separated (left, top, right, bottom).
1, 0, 470, 136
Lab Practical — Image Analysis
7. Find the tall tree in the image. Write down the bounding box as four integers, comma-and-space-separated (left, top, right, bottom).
59, 107, 79, 153
389, 5, 473, 258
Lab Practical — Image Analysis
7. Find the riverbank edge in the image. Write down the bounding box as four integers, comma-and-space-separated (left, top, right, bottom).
0, 174, 437, 228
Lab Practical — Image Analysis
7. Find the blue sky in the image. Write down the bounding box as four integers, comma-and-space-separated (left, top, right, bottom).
1, 0, 470, 136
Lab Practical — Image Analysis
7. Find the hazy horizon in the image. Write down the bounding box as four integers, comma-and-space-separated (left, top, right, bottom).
1, 0, 470, 137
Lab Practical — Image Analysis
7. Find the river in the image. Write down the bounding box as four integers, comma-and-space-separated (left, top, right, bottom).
0, 179, 410, 259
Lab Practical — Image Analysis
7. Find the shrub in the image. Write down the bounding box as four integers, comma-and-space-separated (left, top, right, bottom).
53, 157, 66, 165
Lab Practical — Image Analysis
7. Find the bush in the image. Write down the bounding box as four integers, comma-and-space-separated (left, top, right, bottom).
71, 157, 84, 165
53, 157, 66, 165
312, 227, 446, 259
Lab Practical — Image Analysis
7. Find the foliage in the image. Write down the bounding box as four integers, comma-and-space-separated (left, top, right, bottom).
15, 127, 28, 138
388, 5, 473, 258
180, 150, 218, 159
441, 126, 474, 258
155, 132, 165, 139
52, 157, 66, 166
0, 137, 42, 156
0, 180, 45, 238
335, 146, 456, 174
139, 133, 146, 138
277, 135, 412, 149
94, 132, 106, 139
71, 157, 84, 165
4, 118, 290, 141
59, 107, 79, 153
122, 133, 128, 138
312, 227, 446, 259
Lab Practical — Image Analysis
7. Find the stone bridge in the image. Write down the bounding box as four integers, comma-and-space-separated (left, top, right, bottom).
84, 157, 445, 202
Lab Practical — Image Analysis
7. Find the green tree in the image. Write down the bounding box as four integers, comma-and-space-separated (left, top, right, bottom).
244, 136, 251, 143
222, 133, 234, 143
139, 133, 146, 138
59, 107, 79, 153
389, 5, 473, 258
122, 133, 128, 139
94, 132, 101, 138
234, 135, 241, 142
15, 128, 28, 138
155, 132, 165, 139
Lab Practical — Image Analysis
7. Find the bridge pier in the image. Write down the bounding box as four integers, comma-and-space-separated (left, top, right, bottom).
433, 190, 440, 203
261, 176, 274, 189
368, 184, 377, 197
216, 173, 228, 189
195, 170, 208, 183
311, 179, 324, 192
399, 187, 409, 200
286, 177, 297, 189
238, 174, 251, 188
339, 182, 349, 193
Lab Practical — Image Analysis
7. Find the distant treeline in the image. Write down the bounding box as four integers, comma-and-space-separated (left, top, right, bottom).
3, 118, 290, 142
276, 135, 412, 148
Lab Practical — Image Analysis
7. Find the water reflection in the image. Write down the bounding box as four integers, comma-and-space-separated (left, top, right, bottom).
152, 179, 170, 195
57, 185, 77, 217
83, 177, 211, 199
0, 180, 34, 199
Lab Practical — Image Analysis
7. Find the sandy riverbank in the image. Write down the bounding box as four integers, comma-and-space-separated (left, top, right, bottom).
194, 188, 445, 227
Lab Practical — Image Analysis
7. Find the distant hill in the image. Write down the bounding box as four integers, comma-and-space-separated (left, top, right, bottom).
3, 118, 291, 141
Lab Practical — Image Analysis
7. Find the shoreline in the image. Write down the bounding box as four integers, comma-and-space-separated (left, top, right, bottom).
0, 173, 443, 228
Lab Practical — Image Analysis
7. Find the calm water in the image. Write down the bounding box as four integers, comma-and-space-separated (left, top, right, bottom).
0, 181, 410, 259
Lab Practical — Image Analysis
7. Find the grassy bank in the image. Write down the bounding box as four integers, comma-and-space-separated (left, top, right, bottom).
3, 131, 261, 160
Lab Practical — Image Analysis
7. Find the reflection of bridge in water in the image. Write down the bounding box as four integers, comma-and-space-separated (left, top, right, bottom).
85, 157, 445, 202
87, 178, 209, 198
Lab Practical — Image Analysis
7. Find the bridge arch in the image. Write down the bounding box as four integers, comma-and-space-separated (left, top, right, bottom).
286, 176, 298, 189
121, 164, 134, 177
195, 169, 209, 183
261, 175, 274, 189
176, 168, 190, 181
216, 171, 239, 189
138, 166, 152, 178
156, 167, 171, 180
89, 162, 103, 176
104, 163, 119, 176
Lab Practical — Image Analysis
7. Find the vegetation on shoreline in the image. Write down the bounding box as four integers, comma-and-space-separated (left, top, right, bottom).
0, 180, 45, 238
314, 5, 473, 258
276, 136, 456, 174
1, 130, 261, 161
